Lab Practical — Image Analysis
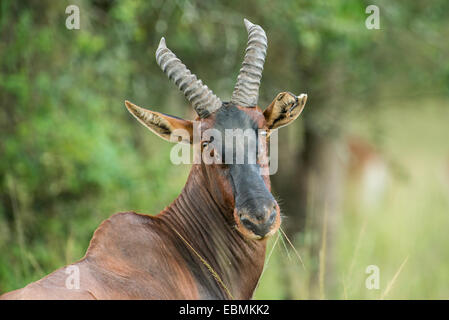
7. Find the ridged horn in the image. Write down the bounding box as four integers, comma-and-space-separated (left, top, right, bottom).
231, 19, 268, 107
156, 37, 222, 118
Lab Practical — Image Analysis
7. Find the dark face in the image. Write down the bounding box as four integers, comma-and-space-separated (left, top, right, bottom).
126, 20, 307, 241
126, 92, 306, 240
199, 104, 281, 240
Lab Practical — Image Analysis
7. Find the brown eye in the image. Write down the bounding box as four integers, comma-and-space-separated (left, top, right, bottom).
202, 136, 214, 148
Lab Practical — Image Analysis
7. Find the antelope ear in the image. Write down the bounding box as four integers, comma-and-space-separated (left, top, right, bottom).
263, 92, 307, 130
125, 100, 193, 144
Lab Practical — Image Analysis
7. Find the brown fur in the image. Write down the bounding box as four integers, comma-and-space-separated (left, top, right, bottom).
1, 165, 265, 300
1, 94, 307, 300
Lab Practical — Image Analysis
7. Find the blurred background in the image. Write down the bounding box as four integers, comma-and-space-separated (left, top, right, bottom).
1, 0, 449, 299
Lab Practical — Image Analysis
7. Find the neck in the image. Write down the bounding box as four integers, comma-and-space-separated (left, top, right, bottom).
158, 165, 266, 299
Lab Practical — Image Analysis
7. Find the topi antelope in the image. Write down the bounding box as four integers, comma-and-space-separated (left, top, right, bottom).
1, 19, 307, 300
346, 136, 390, 209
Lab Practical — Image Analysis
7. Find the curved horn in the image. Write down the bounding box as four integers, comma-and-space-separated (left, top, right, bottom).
156, 38, 222, 118
231, 19, 268, 107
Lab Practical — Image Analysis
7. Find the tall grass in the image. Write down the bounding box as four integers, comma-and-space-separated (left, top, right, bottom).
255, 97, 449, 299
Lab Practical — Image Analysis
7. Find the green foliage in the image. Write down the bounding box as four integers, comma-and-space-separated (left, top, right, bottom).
255, 98, 449, 299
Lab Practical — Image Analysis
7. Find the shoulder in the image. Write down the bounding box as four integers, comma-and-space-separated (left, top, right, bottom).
84, 211, 163, 259
93, 211, 155, 237
108, 210, 154, 223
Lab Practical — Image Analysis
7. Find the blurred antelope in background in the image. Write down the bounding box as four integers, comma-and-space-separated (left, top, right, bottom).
346, 136, 390, 209
1, 19, 307, 300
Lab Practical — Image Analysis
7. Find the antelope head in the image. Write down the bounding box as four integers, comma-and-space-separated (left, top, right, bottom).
125, 19, 307, 240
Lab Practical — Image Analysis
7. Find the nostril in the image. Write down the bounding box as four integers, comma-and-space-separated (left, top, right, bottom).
268, 209, 277, 224
240, 217, 257, 232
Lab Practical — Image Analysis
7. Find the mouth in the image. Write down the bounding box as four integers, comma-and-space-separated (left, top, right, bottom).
245, 227, 279, 240
233, 207, 281, 240
236, 225, 279, 241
